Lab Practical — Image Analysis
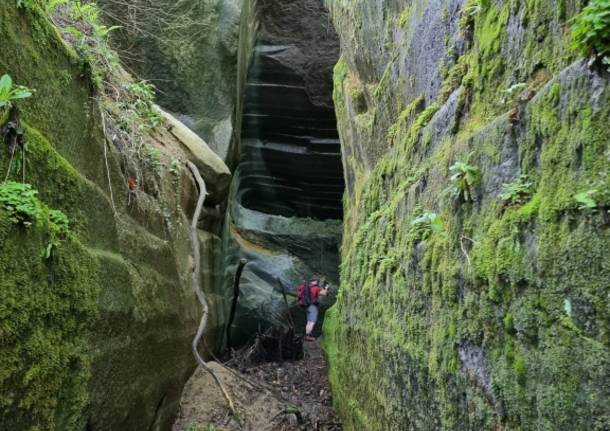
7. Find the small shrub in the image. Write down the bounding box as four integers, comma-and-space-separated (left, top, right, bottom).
45, 209, 70, 259
449, 161, 480, 202
0, 182, 71, 258
410, 211, 444, 240
500, 174, 533, 207
0, 74, 33, 110
572, 0, 610, 70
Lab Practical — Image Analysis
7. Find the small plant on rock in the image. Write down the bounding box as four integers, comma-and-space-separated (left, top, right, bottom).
411, 211, 444, 240
500, 174, 533, 207
574, 189, 598, 210
126, 81, 162, 129
143, 144, 162, 173
170, 157, 182, 177
459, 0, 484, 34
0, 74, 33, 110
449, 161, 480, 202
572, 0, 610, 71
0, 181, 41, 226
45, 209, 70, 259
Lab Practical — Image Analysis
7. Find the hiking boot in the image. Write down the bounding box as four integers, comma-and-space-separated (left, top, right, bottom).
304, 335, 316, 342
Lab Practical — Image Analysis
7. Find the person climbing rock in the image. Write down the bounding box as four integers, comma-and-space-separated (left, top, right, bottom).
297, 278, 330, 341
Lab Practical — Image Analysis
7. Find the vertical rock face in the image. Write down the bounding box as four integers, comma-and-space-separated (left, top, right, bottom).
325, 1, 610, 430
0, 3, 230, 430
223, 0, 343, 345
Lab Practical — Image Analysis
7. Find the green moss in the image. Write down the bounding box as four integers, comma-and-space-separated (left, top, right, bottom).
513, 355, 527, 386
0, 193, 99, 430
398, 6, 412, 28
326, 1, 610, 429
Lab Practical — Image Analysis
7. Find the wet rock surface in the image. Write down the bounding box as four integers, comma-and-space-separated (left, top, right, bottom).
221, 0, 343, 347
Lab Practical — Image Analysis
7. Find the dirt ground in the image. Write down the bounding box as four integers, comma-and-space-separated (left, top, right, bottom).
172, 341, 341, 431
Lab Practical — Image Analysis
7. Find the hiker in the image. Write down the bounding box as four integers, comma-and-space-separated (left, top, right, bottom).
297, 278, 330, 341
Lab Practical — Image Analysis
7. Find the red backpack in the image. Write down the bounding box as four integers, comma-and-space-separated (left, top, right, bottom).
296, 282, 313, 307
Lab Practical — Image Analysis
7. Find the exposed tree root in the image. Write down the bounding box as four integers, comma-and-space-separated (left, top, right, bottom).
186, 160, 238, 419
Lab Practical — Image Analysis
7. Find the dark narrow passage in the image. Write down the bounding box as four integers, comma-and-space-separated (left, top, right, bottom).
234, 0, 344, 222
239, 42, 344, 220
221, 0, 343, 348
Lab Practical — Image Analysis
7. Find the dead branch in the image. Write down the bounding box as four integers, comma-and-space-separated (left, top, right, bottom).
226, 258, 248, 350
186, 160, 238, 418
100, 113, 118, 215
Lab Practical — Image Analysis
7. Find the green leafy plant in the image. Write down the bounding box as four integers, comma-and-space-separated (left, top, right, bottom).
170, 157, 182, 176
449, 161, 480, 202
0, 182, 70, 257
126, 81, 162, 129
0, 181, 41, 226
500, 174, 533, 207
411, 211, 444, 240
45, 209, 70, 259
572, 0, 610, 70
574, 189, 598, 210
0, 74, 33, 109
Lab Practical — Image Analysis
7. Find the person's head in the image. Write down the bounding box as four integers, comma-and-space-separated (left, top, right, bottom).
310, 279, 319, 287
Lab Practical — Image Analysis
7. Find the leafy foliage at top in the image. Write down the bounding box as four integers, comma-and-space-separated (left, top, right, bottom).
0, 74, 33, 109
572, 0, 610, 70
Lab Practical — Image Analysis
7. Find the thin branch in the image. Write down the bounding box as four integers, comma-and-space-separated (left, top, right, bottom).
227, 258, 248, 350
101, 113, 118, 215
186, 160, 238, 418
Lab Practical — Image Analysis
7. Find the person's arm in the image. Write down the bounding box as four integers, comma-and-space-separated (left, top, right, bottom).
319, 281, 330, 297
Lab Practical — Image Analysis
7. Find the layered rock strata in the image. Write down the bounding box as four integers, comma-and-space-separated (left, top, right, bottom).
222, 0, 343, 345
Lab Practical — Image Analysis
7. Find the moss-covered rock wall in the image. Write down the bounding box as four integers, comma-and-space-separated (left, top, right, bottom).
0, 2, 230, 429
324, 0, 610, 429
